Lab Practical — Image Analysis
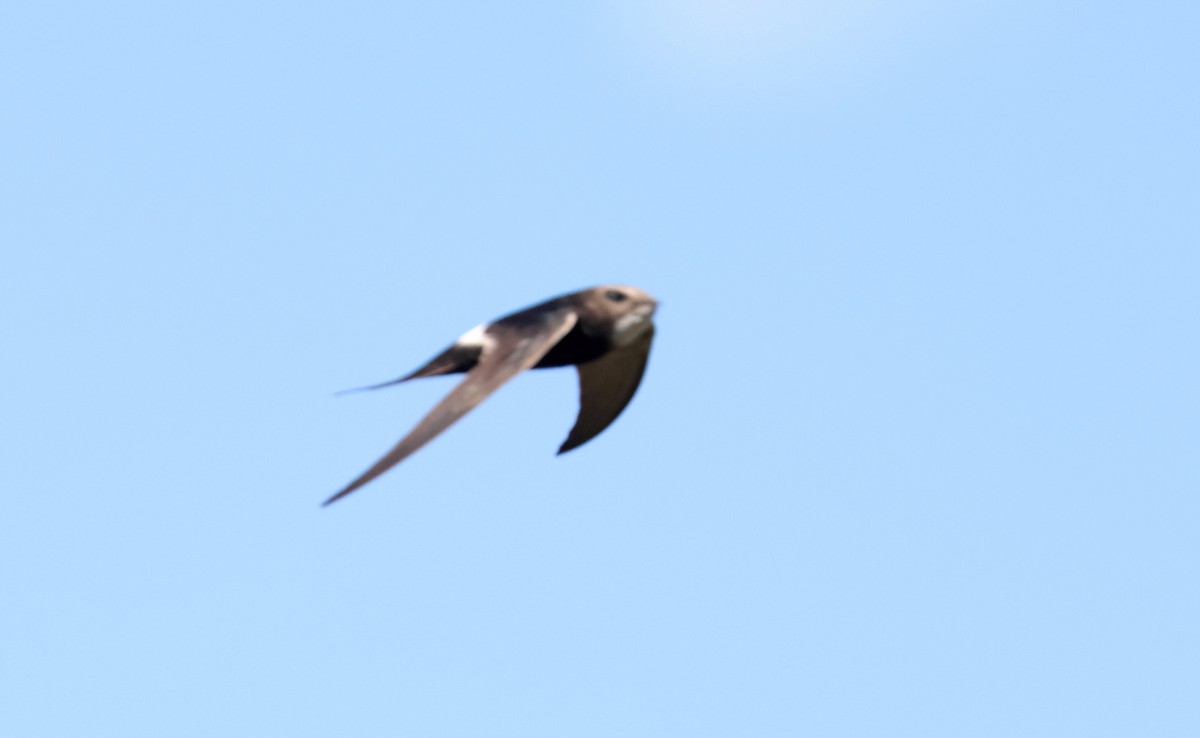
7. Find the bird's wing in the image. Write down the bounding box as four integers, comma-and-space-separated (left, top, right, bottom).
558, 327, 654, 454
324, 308, 578, 505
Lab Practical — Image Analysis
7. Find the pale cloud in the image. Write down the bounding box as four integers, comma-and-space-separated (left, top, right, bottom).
619, 0, 851, 58
601, 0, 972, 90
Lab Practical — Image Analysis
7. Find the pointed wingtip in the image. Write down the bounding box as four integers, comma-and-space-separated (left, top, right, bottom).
321, 486, 356, 507
333, 375, 413, 397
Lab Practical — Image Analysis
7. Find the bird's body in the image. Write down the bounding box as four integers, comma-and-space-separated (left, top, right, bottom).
324, 285, 658, 506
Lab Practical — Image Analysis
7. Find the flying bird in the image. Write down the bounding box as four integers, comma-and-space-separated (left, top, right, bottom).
324, 285, 658, 506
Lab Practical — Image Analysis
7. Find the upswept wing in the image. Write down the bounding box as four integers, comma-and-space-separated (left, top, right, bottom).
558, 327, 654, 455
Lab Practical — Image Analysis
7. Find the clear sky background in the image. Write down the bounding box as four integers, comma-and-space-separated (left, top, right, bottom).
2, 2, 1197, 736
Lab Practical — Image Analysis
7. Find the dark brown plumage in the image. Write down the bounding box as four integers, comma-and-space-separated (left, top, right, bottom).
324, 285, 657, 506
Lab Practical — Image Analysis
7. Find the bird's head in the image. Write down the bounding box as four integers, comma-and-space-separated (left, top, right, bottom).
584, 284, 658, 346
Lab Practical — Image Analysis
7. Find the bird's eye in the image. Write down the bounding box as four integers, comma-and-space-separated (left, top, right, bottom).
605, 290, 628, 302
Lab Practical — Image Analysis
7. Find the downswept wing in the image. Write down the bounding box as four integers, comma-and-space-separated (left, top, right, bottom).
324, 309, 579, 505
558, 327, 654, 454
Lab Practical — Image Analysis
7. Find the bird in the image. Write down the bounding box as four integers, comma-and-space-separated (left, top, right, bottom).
323, 285, 658, 506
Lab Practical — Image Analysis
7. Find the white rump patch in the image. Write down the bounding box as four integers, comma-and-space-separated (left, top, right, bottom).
456, 323, 495, 350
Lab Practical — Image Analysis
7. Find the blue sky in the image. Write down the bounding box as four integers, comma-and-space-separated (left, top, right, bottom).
2, 1, 1197, 735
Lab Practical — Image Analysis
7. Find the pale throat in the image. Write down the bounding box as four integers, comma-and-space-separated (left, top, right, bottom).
612, 307, 654, 346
